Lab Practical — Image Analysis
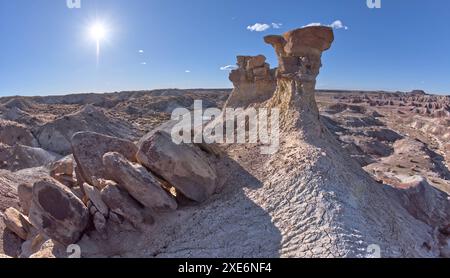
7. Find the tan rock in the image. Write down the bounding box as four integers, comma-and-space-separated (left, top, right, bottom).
225, 55, 276, 108
82, 183, 109, 217
29, 178, 89, 245
2, 207, 32, 240
102, 152, 177, 211
100, 182, 145, 228
71, 131, 138, 185
282, 26, 334, 56
49, 155, 75, 187
136, 130, 218, 203
18, 183, 33, 215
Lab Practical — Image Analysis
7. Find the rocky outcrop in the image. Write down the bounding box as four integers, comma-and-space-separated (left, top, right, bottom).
71, 132, 138, 185
264, 26, 334, 127
102, 152, 177, 211
225, 55, 276, 108
395, 176, 450, 228
0, 120, 38, 147
29, 178, 89, 245
137, 130, 218, 203
35, 105, 140, 155
0, 143, 60, 172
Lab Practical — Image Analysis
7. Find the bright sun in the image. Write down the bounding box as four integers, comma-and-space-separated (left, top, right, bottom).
88, 22, 108, 66
89, 23, 107, 41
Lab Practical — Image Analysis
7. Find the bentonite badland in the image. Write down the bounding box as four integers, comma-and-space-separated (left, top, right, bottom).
0, 26, 449, 258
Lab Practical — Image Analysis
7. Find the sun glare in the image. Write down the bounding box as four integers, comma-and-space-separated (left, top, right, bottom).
88, 21, 109, 67
89, 23, 107, 41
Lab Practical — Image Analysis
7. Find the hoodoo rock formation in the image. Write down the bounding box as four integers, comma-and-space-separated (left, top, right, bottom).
225, 55, 276, 108
1, 26, 449, 258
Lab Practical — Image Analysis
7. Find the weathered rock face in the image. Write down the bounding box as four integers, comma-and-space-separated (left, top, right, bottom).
71, 132, 138, 185
0, 143, 61, 171
35, 105, 140, 155
225, 55, 276, 108
2, 207, 32, 240
136, 130, 218, 203
49, 155, 75, 188
0, 120, 39, 147
102, 152, 177, 211
100, 181, 145, 228
83, 183, 109, 217
29, 178, 89, 245
17, 183, 32, 215
395, 176, 450, 228
264, 26, 334, 127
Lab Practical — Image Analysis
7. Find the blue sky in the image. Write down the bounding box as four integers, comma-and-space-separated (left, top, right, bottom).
0, 0, 449, 96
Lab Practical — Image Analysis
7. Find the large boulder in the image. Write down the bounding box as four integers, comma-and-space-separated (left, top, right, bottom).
102, 152, 177, 211
136, 130, 218, 203
100, 181, 145, 228
35, 105, 141, 155
71, 132, 138, 185
28, 178, 89, 245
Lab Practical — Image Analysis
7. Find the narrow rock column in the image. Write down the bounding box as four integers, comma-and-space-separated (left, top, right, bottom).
264, 26, 334, 130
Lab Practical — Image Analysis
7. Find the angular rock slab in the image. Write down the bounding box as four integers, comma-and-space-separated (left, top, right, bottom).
2, 207, 32, 240
100, 182, 145, 228
103, 152, 177, 211
83, 183, 109, 217
29, 178, 89, 245
137, 130, 218, 203
71, 131, 138, 185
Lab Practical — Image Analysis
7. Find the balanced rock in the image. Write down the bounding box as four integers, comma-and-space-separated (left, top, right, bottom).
29, 178, 89, 245
265, 26, 334, 82
102, 152, 177, 211
71, 131, 138, 185
2, 207, 32, 240
136, 130, 218, 203
100, 181, 145, 228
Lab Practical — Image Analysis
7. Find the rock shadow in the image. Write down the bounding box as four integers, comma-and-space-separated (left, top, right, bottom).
79, 152, 283, 258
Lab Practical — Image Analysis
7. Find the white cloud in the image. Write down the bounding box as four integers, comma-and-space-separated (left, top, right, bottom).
303, 20, 348, 30
139, 50, 144, 53
329, 20, 348, 30
247, 23, 271, 32
303, 22, 322, 28
140, 62, 147, 65
272, 22, 283, 29
185, 70, 191, 73
220, 65, 238, 71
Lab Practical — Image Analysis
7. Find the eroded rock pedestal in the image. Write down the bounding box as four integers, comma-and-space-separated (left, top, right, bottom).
264, 26, 334, 130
